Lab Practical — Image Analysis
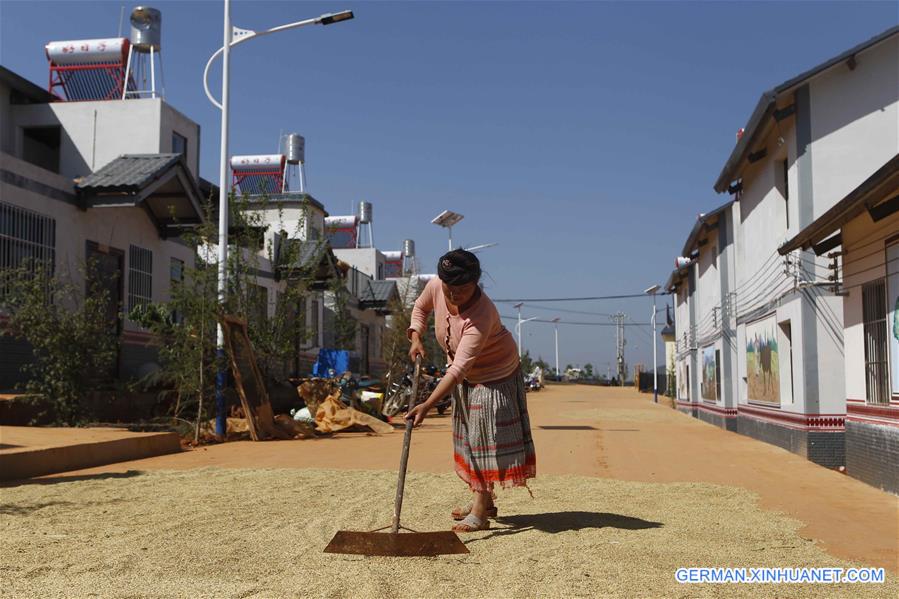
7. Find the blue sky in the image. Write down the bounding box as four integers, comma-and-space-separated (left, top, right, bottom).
2, 1, 896, 371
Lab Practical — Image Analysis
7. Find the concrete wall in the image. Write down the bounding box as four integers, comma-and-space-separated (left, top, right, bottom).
1, 152, 196, 321
808, 36, 899, 215
333, 248, 386, 280
8, 98, 200, 180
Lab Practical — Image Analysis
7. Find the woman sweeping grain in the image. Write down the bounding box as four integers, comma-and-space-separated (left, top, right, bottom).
405, 250, 536, 532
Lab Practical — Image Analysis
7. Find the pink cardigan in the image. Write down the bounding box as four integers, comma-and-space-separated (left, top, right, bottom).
408, 278, 519, 384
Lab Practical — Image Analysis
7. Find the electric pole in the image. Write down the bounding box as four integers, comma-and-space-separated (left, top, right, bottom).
610, 312, 627, 386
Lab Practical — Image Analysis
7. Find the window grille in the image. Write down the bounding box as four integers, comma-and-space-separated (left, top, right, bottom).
862, 279, 889, 405
0, 201, 56, 297
128, 245, 153, 312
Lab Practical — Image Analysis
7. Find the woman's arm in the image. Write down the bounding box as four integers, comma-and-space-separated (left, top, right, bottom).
405, 372, 457, 426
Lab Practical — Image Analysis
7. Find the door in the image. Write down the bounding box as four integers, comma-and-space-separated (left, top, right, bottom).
86, 241, 124, 377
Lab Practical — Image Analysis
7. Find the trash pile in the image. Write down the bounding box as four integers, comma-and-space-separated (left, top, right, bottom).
203, 375, 393, 441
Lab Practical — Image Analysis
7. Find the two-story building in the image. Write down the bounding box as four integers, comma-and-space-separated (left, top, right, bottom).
0, 60, 205, 388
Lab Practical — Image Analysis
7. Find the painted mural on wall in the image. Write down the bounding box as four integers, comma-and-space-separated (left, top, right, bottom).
746, 315, 780, 404
701, 346, 717, 401
677, 360, 689, 399
888, 243, 899, 396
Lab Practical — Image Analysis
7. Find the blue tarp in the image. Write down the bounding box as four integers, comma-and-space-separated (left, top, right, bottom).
312, 349, 350, 377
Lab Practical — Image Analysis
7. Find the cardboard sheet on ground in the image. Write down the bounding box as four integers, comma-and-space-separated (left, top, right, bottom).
315, 391, 393, 435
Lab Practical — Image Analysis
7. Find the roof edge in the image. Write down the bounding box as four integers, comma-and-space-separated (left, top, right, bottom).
778, 153, 899, 254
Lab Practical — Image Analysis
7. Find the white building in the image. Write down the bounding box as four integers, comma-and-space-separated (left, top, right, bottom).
0, 65, 205, 387
669, 26, 898, 470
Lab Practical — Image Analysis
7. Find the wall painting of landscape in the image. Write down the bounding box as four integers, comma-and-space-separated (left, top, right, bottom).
746, 315, 780, 404
701, 346, 717, 401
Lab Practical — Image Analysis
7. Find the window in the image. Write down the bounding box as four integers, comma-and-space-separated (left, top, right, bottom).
862, 279, 890, 405
0, 201, 56, 298
22, 126, 61, 173
172, 132, 188, 159
128, 245, 153, 312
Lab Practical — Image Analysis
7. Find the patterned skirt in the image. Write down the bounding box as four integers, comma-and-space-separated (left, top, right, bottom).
452, 369, 537, 493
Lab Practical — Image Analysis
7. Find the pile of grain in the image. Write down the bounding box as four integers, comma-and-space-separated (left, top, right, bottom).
1, 468, 894, 598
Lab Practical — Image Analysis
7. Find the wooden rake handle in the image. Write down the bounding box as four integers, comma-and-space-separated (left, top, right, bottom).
391, 354, 422, 534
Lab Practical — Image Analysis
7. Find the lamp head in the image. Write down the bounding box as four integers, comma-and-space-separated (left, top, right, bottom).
320, 10, 354, 25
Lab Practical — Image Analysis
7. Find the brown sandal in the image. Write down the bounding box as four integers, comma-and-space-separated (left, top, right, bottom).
452, 503, 498, 521
452, 513, 490, 533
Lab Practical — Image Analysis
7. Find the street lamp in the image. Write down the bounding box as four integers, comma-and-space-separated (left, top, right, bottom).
645, 284, 661, 403
432, 210, 464, 252
513, 305, 537, 359
204, 1, 354, 435
552, 317, 560, 380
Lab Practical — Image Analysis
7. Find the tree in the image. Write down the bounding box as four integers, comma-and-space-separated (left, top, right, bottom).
520, 350, 534, 374
583, 363, 594, 379
0, 262, 118, 425
129, 190, 325, 439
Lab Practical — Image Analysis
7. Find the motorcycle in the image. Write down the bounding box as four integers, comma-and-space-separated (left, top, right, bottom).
382, 364, 452, 417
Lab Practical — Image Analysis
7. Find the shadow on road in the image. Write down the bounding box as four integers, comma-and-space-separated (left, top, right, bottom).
468, 511, 663, 543
1, 469, 144, 488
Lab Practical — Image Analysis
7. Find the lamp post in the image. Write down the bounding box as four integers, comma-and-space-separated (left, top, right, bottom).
204, 1, 354, 435
645, 284, 661, 403
552, 317, 560, 380
431, 210, 464, 252
515, 314, 537, 359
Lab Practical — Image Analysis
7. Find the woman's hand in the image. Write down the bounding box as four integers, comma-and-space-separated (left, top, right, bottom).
409, 331, 426, 362
405, 402, 431, 427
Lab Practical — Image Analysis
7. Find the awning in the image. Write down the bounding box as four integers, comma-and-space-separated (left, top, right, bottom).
358, 279, 399, 314
778, 154, 899, 254
76, 154, 205, 237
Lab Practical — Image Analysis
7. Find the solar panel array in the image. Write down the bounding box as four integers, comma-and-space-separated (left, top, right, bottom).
50, 64, 136, 101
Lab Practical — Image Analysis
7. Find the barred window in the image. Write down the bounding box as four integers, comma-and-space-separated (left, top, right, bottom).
128, 245, 153, 312
0, 201, 56, 297
862, 279, 889, 405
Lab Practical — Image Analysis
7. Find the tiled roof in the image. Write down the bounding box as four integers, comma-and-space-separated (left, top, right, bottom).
359, 279, 398, 305
77, 154, 183, 190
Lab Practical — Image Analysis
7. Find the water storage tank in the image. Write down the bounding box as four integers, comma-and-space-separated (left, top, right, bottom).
230, 154, 285, 172
281, 133, 305, 164
46, 38, 130, 65
130, 7, 162, 52
358, 201, 373, 224
403, 239, 415, 257
325, 215, 359, 229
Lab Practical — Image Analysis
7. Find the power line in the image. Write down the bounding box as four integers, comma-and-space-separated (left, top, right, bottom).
513, 303, 612, 317
494, 292, 658, 302
499, 315, 651, 326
